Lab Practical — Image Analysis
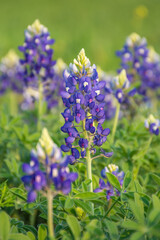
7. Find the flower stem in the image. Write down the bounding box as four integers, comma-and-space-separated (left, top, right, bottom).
8, 91, 18, 116
47, 189, 54, 239
37, 80, 43, 131
82, 120, 93, 192
86, 147, 93, 192
111, 101, 120, 144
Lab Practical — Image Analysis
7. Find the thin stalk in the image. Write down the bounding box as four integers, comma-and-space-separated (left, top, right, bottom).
37, 80, 43, 131
9, 91, 18, 116
111, 101, 120, 144
47, 189, 54, 239
82, 120, 93, 192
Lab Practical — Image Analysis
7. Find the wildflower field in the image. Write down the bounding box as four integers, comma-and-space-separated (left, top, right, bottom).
0, 1, 160, 240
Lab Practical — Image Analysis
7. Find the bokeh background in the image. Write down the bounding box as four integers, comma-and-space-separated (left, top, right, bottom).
0, 0, 160, 71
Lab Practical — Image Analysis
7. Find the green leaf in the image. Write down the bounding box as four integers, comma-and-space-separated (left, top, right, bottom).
129, 193, 144, 224
10, 226, 18, 234
130, 232, 144, 240
74, 199, 92, 214
9, 233, 30, 240
134, 180, 143, 193
27, 232, 36, 240
122, 220, 140, 230
106, 173, 121, 192
104, 220, 119, 240
123, 171, 132, 190
0, 211, 10, 240
66, 215, 81, 240
38, 224, 47, 240
152, 195, 160, 209
74, 192, 103, 200
150, 173, 160, 185
64, 197, 74, 209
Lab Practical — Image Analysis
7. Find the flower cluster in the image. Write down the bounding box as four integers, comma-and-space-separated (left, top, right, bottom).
145, 114, 160, 135
19, 20, 65, 110
43, 58, 66, 109
97, 67, 116, 120
21, 128, 78, 202
94, 164, 124, 200
111, 69, 133, 104
61, 49, 112, 164
0, 50, 24, 94
116, 33, 160, 98
21, 58, 66, 110
19, 19, 56, 88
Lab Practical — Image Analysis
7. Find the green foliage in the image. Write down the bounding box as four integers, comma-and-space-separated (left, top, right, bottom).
66, 215, 81, 240
0, 84, 160, 239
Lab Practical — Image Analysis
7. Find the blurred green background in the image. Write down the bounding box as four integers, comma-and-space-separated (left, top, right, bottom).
0, 0, 160, 71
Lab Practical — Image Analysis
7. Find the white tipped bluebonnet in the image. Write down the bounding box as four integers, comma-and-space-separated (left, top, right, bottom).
0, 50, 24, 94
21, 128, 78, 202
61, 49, 112, 164
94, 164, 124, 200
145, 114, 160, 135
116, 33, 160, 98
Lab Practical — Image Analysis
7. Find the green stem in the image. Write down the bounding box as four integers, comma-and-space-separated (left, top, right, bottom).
8, 91, 18, 116
82, 120, 92, 192
111, 101, 120, 144
47, 189, 54, 239
37, 81, 43, 131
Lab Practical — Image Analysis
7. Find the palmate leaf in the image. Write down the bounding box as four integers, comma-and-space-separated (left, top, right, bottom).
130, 232, 144, 240
148, 195, 160, 226
122, 219, 140, 231
150, 173, 160, 185
104, 220, 119, 240
129, 193, 144, 224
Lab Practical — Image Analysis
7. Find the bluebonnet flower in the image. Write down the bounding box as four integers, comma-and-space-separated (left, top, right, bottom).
145, 114, 160, 135
19, 19, 55, 87
0, 50, 24, 94
94, 164, 124, 200
21, 87, 39, 110
19, 20, 65, 110
61, 49, 112, 164
21, 58, 66, 110
43, 58, 66, 109
22, 128, 78, 202
116, 33, 160, 98
97, 67, 116, 120
112, 69, 131, 104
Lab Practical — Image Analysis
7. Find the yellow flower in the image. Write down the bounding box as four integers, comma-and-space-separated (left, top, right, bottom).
27, 19, 48, 35
134, 5, 148, 19
147, 114, 157, 124
1, 50, 19, 68
54, 58, 67, 75
114, 69, 129, 89
108, 164, 119, 173
38, 128, 54, 156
